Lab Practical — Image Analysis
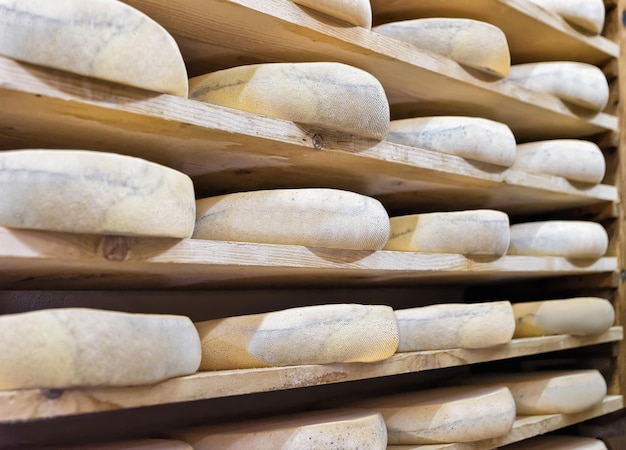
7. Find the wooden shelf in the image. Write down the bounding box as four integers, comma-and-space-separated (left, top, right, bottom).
120, 0, 618, 141
387, 395, 623, 450
0, 328, 620, 422
370, 0, 619, 65
0, 57, 617, 218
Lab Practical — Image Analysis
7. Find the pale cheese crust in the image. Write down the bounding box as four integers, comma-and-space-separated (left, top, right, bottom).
505, 435, 608, 450
527, 0, 605, 34
292, 0, 372, 28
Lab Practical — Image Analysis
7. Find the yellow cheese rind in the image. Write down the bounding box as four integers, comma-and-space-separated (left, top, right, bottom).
41, 440, 193, 450
527, 0, 605, 34
384, 210, 510, 256
387, 116, 516, 167
514, 140, 606, 184
0, 0, 188, 96
0, 308, 201, 390
350, 386, 516, 444
172, 409, 388, 450
292, 0, 372, 28
195, 304, 399, 370
508, 220, 608, 258
513, 297, 615, 338
373, 18, 510, 77
193, 188, 390, 250
508, 62, 609, 112
505, 435, 608, 450
0, 150, 196, 238
189, 62, 390, 140
396, 301, 515, 351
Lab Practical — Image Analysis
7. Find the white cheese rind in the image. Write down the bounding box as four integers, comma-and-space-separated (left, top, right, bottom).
188, 62, 390, 140
505, 435, 608, 450
193, 188, 391, 250
172, 409, 388, 450
508, 62, 609, 112
384, 210, 510, 256
292, 0, 372, 28
195, 304, 399, 370
0, 0, 188, 96
0, 150, 196, 238
396, 301, 515, 351
514, 140, 606, 184
387, 116, 517, 167
373, 18, 510, 77
527, 0, 605, 34
513, 297, 615, 338
508, 220, 608, 258
0, 308, 201, 390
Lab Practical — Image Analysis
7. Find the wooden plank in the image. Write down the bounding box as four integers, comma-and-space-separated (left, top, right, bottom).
0, 57, 617, 218
0, 329, 620, 422
120, 0, 618, 141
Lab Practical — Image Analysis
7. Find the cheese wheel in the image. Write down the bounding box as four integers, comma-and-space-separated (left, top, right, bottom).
189, 62, 390, 140
527, 0, 605, 34
384, 210, 510, 256
466, 370, 607, 414
508, 221, 608, 258
195, 304, 399, 370
514, 140, 606, 184
0, 308, 201, 390
292, 0, 372, 28
373, 18, 510, 77
513, 297, 615, 338
193, 188, 390, 250
508, 62, 609, 112
0, 150, 196, 238
350, 386, 516, 444
505, 435, 608, 450
387, 116, 517, 167
41, 440, 193, 450
0, 0, 187, 96
396, 301, 515, 351
172, 409, 387, 450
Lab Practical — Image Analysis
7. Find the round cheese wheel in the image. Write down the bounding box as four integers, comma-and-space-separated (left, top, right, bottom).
41, 440, 193, 450
350, 386, 516, 444
194, 304, 399, 370
292, 0, 372, 28
387, 116, 517, 167
396, 301, 515, 351
172, 409, 387, 450
193, 188, 390, 250
373, 18, 510, 77
189, 62, 390, 140
527, 0, 605, 34
384, 209, 510, 256
513, 297, 615, 338
0, 0, 187, 96
514, 139, 606, 184
508, 220, 608, 258
0, 308, 201, 390
508, 62, 609, 112
0, 150, 196, 238
505, 435, 608, 450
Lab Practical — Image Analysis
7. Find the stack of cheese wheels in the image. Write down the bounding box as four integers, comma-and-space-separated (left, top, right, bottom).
40, 440, 193, 450
373, 18, 510, 77
526, 0, 605, 34
505, 435, 608, 450
386, 116, 517, 167
194, 304, 399, 370
0, 308, 201, 390
384, 209, 510, 256
0, 149, 196, 238
193, 188, 391, 250
172, 409, 388, 450
513, 297, 615, 338
292, 0, 373, 29
350, 385, 516, 444
0, 0, 188, 96
465, 369, 607, 414
513, 139, 606, 184
189, 62, 390, 140
395, 301, 515, 351
508, 62, 609, 112
507, 220, 608, 258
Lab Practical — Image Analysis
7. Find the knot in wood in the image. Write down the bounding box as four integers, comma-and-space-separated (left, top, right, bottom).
100, 236, 130, 262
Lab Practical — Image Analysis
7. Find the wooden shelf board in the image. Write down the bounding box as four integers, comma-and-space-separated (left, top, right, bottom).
0, 329, 620, 423
120, 0, 617, 141
387, 396, 623, 450
0, 227, 618, 289
0, 57, 617, 218
370, 0, 618, 65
